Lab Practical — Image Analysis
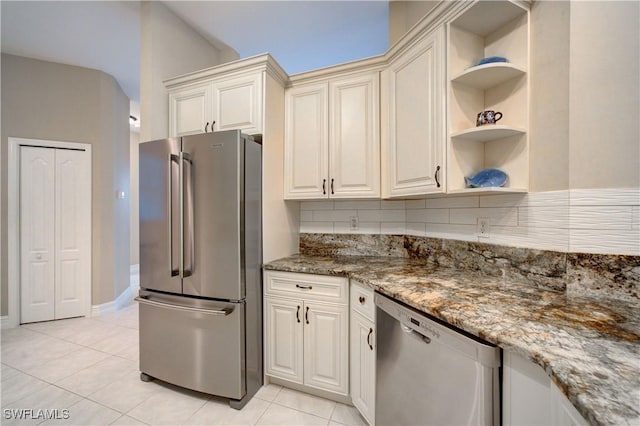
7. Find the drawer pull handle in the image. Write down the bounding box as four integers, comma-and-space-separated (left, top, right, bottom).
296, 284, 313, 290
330, 178, 334, 195
359, 296, 365, 304
305, 306, 310, 324
435, 165, 441, 188
322, 179, 326, 195
296, 305, 301, 323
367, 327, 374, 350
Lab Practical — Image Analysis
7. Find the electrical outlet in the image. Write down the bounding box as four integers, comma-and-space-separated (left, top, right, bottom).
350, 216, 359, 230
477, 217, 490, 238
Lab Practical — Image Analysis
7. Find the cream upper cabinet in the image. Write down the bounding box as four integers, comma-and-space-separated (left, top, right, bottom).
382, 27, 446, 197
284, 83, 329, 199
329, 73, 380, 198
284, 71, 380, 200
168, 68, 266, 138
169, 83, 212, 137
211, 71, 263, 135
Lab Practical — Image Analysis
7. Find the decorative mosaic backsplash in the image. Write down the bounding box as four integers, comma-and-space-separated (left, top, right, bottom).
299, 233, 640, 302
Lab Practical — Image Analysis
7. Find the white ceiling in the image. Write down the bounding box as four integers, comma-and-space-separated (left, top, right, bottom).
1, 0, 389, 109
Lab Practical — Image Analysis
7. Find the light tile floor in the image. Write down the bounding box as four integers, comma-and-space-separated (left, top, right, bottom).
1, 303, 366, 426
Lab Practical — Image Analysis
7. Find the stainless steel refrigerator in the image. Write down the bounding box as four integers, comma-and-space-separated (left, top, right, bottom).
136, 130, 262, 409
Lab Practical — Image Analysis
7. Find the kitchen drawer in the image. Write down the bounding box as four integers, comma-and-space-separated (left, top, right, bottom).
264, 270, 348, 304
350, 280, 375, 321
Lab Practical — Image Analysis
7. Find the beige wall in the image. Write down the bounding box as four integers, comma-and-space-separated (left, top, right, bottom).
529, 1, 639, 191
388, 1, 439, 46
130, 131, 140, 265
135, 1, 238, 269
139, 1, 238, 142
568, 1, 640, 189
529, 0, 570, 192
1, 54, 131, 315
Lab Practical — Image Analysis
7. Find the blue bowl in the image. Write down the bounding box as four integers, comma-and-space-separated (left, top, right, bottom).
465, 169, 508, 188
476, 56, 508, 66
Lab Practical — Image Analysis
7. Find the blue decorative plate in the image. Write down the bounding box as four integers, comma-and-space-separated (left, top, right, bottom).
475, 56, 508, 66
465, 169, 508, 188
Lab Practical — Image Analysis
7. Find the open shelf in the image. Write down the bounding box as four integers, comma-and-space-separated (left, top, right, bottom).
446, 1, 530, 195
451, 125, 526, 142
447, 187, 528, 196
452, 62, 526, 90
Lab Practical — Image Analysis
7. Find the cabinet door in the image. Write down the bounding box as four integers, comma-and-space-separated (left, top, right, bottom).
169, 83, 212, 137
303, 301, 349, 395
211, 72, 263, 135
329, 73, 380, 198
265, 297, 304, 384
350, 311, 376, 425
382, 27, 445, 197
284, 83, 329, 199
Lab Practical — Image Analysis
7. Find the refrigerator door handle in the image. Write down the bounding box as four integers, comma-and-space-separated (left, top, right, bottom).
135, 296, 233, 316
169, 154, 180, 277
180, 151, 195, 278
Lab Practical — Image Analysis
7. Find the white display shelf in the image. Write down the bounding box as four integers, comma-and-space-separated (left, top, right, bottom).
447, 187, 528, 196
451, 125, 526, 142
452, 63, 526, 90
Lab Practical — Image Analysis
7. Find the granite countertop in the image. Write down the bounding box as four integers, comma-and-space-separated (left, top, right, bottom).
264, 254, 640, 426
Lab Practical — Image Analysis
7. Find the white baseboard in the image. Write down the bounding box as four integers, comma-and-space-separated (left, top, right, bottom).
1, 316, 12, 330
91, 266, 140, 317
91, 300, 116, 317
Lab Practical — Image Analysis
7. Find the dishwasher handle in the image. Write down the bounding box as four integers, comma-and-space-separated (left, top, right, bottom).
401, 324, 431, 344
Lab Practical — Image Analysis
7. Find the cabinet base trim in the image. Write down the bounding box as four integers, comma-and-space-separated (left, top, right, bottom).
267, 376, 353, 405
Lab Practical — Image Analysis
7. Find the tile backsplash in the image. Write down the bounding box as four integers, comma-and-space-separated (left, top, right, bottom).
299, 189, 640, 256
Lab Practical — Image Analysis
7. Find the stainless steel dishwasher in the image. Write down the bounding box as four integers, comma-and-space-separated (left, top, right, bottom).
375, 292, 501, 426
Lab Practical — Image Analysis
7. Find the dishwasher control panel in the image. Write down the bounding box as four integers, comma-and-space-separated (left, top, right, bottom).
397, 308, 441, 340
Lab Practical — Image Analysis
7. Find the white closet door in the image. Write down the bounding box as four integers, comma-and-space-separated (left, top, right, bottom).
20, 146, 56, 323
55, 149, 90, 319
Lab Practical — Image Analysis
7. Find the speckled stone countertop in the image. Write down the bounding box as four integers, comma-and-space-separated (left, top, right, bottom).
264, 254, 640, 426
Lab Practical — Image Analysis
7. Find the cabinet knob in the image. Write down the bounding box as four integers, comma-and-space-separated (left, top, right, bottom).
359, 296, 365, 304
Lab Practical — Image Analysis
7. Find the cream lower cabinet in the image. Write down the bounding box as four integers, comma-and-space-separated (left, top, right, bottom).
284, 71, 380, 199
381, 26, 445, 197
503, 351, 588, 426
264, 271, 349, 396
350, 281, 376, 425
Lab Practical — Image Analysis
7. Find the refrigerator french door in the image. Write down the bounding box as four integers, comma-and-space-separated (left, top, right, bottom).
137, 130, 262, 409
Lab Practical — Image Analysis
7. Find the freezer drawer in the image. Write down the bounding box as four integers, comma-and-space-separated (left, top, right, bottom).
138, 291, 246, 400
